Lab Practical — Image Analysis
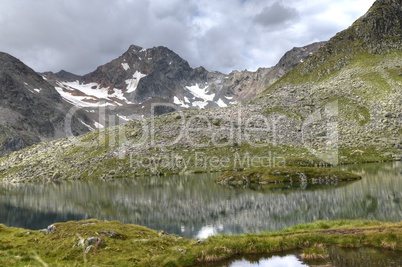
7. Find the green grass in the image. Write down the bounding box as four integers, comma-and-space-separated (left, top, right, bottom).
339, 146, 396, 165
301, 243, 329, 260
324, 96, 371, 126
386, 68, 402, 82
2, 219, 402, 266
263, 107, 303, 121
359, 72, 392, 99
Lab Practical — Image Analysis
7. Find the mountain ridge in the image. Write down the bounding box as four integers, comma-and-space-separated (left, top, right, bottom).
2, 0, 399, 182
0, 52, 90, 156
251, 0, 402, 155
44, 42, 325, 110
0, 40, 324, 156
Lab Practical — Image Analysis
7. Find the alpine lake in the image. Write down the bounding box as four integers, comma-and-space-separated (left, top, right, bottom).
0, 161, 401, 266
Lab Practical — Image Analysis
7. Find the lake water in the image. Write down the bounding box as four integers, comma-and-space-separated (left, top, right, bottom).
0, 161, 401, 238
201, 246, 402, 267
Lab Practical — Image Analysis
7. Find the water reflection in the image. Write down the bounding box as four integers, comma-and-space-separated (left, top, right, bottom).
0, 162, 401, 238
205, 247, 402, 267
226, 255, 307, 267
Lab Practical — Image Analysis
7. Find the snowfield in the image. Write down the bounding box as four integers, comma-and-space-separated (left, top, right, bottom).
126, 71, 147, 93
55, 81, 134, 107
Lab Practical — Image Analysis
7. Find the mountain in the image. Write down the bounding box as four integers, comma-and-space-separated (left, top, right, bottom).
252, 0, 402, 153
42, 70, 82, 82
2, 0, 399, 183
44, 42, 324, 113
0, 52, 91, 156
228, 41, 326, 101
0, 40, 323, 156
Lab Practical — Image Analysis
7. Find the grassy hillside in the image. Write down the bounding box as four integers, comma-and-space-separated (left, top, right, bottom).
2, 219, 402, 266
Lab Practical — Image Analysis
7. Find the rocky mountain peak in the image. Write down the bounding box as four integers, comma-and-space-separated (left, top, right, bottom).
42, 70, 81, 82
128, 44, 143, 51
281, 0, 402, 81
0, 52, 90, 155
354, 0, 402, 52
54, 70, 81, 81
0, 52, 61, 102
49, 41, 324, 111
275, 42, 326, 70
81, 45, 194, 93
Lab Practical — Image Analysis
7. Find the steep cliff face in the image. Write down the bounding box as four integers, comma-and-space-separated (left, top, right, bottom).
0, 53, 90, 156
355, 0, 402, 52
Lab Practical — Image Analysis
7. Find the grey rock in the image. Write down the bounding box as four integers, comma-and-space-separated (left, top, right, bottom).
86, 237, 101, 244
177, 248, 187, 253
39, 224, 56, 235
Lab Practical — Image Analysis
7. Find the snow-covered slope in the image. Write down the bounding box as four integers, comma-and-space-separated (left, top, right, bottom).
55, 81, 134, 107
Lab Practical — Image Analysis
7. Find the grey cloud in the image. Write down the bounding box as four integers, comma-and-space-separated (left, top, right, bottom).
0, 0, 374, 75
196, 26, 245, 71
152, 0, 198, 21
0, 0, 152, 74
254, 1, 300, 28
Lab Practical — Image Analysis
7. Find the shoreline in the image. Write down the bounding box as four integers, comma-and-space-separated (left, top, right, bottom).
1, 219, 402, 266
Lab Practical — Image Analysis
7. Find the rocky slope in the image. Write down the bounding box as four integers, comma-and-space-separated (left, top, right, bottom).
0, 53, 91, 156
252, 0, 402, 156
1, 0, 400, 183
232, 41, 326, 101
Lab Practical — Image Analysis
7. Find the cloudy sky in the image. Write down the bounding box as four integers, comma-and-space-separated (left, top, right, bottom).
0, 0, 375, 75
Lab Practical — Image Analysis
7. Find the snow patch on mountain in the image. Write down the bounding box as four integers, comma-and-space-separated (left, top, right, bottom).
192, 101, 209, 109
78, 119, 94, 131
94, 121, 104, 129
174, 96, 190, 108
216, 98, 228, 108
186, 84, 215, 102
117, 114, 132, 122
55, 86, 106, 107
55, 80, 134, 107
121, 63, 130, 71
126, 71, 147, 93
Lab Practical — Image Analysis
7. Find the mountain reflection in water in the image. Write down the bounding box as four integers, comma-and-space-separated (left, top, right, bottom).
203, 246, 402, 267
0, 161, 400, 238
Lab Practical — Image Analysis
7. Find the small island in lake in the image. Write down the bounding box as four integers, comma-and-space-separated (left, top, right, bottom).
216, 167, 362, 187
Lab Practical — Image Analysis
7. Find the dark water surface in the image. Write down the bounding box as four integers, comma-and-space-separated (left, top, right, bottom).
0, 161, 401, 238
201, 246, 402, 267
